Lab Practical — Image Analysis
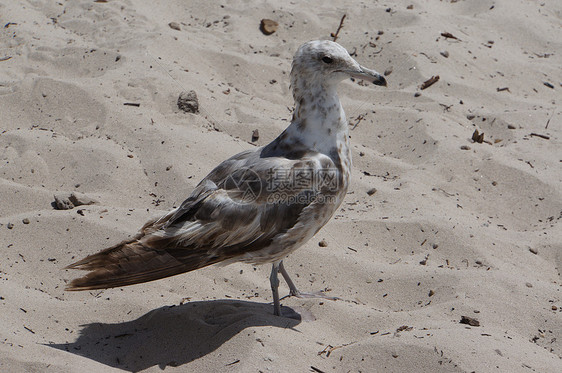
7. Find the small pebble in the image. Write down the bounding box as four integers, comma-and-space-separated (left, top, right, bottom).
460, 145, 471, 150
178, 90, 199, 113
440, 50, 449, 58
367, 188, 377, 196
69, 192, 98, 206
525, 282, 533, 288
252, 129, 260, 142
318, 239, 328, 247
168, 22, 181, 31
22, 218, 30, 224
460, 315, 480, 327
7, 223, 14, 229
54, 192, 98, 210
529, 247, 538, 255
54, 194, 74, 210
552, 305, 558, 311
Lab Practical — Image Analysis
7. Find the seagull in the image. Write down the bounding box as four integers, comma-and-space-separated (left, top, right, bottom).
66, 40, 387, 316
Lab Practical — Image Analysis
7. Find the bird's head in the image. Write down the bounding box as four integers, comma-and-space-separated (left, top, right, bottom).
290, 40, 387, 97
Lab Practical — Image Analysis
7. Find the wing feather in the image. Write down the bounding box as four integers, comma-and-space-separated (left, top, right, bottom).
66, 147, 341, 290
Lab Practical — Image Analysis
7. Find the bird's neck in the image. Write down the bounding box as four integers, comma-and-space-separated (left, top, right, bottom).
283, 83, 349, 155
260, 78, 353, 193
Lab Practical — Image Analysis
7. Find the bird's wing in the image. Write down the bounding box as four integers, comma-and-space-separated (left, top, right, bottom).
66, 148, 340, 290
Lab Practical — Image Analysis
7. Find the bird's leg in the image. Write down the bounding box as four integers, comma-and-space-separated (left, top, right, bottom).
278, 260, 300, 296
278, 260, 340, 300
270, 262, 281, 316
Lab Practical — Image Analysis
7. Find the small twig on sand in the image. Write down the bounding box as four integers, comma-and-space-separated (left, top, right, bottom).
530, 132, 550, 140
545, 109, 554, 129
420, 75, 440, 90
318, 341, 357, 357
351, 114, 365, 130
440, 32, 461, 41
331, 14, 346, 42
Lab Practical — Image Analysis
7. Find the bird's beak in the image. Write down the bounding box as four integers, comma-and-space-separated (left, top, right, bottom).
349, 65, 387, 87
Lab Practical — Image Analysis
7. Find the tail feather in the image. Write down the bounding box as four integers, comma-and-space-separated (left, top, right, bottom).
65, 240, 217, 291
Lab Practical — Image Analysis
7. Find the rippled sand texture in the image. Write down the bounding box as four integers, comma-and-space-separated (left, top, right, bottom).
1, 0, 560, 372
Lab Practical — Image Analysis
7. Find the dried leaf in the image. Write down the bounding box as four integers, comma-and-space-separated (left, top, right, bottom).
260, 19, 278, 35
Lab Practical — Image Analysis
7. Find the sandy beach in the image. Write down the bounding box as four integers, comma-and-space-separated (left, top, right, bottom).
1, 0, 561, 371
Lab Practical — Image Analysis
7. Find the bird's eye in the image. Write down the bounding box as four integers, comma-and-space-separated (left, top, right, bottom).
321, 56, 333, 64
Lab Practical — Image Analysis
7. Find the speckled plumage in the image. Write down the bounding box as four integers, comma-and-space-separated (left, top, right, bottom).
66, 40, 386, 316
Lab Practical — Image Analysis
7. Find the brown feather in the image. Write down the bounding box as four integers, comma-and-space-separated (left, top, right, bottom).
65, 240, 222, 291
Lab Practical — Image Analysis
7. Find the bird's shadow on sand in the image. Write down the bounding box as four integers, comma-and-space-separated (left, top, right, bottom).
49, 300, 301, 372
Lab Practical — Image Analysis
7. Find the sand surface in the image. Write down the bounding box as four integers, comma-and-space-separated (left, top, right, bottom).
1, 0, 561, 372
